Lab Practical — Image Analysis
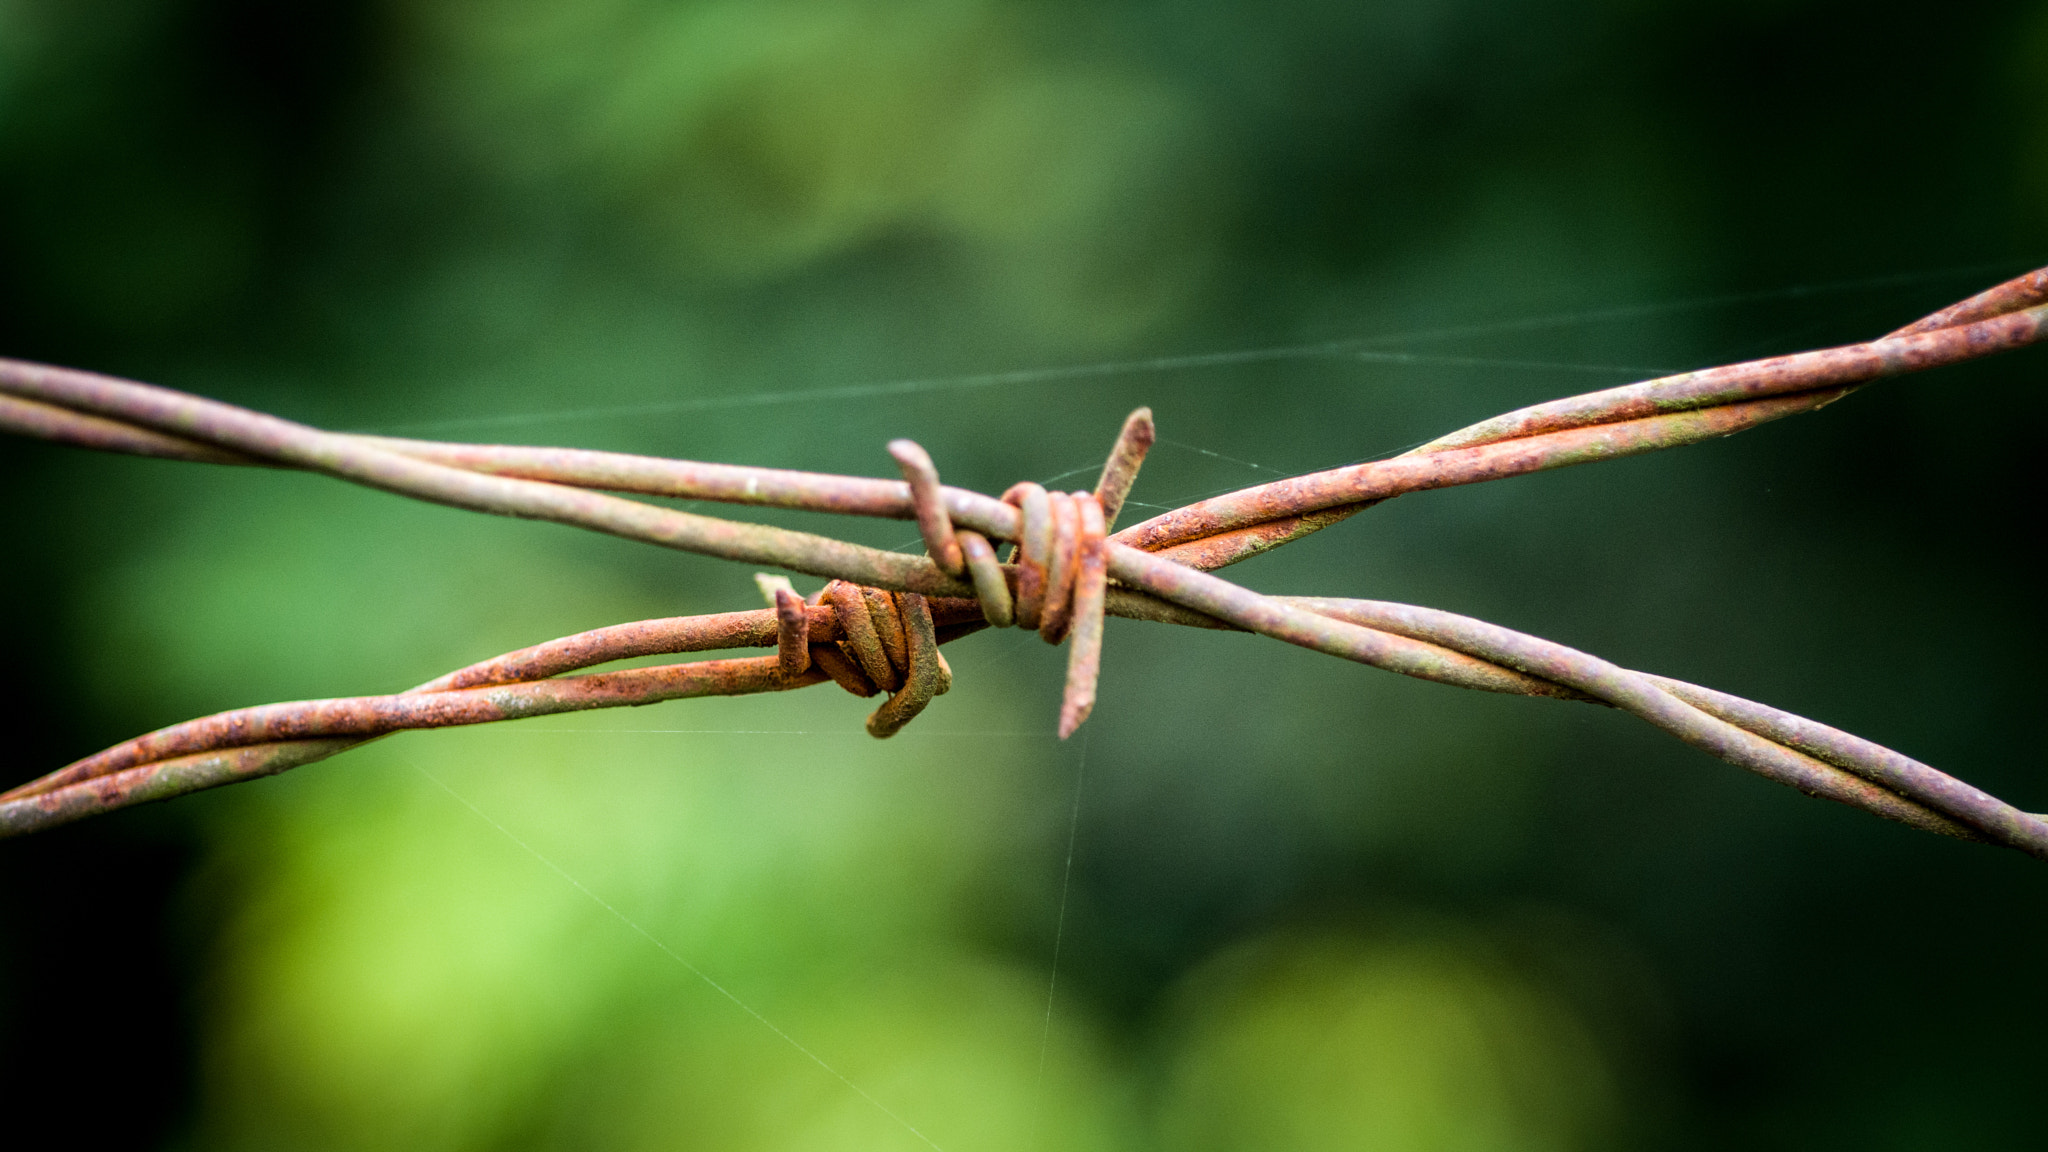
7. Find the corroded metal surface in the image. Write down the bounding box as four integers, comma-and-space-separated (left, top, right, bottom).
888, 439, 965, 575
0, 359, 977, 597
865, 593, 944, 738
1006, 482, 1053, 630
829, 580, 899, 693
1116, 273, 2048, 558
1116, 391, 1837, 552
1059, 494, 1109, 739
4, 265, 2047, 853
810, 643, 878, 698
1150, 506, 1371, 571
1891, 266, 2048, 337
1272, 597, 2042, 852
0, 739, 356, 839
774, 588, 811, 677
416, 608, 823, 692
1037, 492, 1083, 645
4, 656, 823, 807
864, 587, 910, 674
957, 531, 1014, 626
1092, 407, 1155, 530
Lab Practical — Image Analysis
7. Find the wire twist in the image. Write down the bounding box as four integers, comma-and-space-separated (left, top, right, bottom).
2, 268, 2045, 853
803, 417, 1140, 739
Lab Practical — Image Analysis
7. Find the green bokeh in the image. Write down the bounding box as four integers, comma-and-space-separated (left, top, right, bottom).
3, 0, 2044, 1148
1155, 930, 1618, 1152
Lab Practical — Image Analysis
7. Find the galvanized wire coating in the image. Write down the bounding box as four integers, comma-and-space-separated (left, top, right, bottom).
3, 265, 2046, 854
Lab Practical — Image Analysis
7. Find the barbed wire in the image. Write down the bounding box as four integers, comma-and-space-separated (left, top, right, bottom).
2, 265, 2044, 856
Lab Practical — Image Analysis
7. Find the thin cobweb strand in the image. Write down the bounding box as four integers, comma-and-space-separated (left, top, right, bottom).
1038, 731, 1087, 1083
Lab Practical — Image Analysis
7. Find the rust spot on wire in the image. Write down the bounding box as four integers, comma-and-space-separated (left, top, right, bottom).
774, 588, 811, 677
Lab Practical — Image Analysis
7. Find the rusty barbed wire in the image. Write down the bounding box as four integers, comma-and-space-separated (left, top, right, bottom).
1, 265, 2044, 855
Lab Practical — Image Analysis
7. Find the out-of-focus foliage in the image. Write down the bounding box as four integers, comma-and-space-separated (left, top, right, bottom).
2020, 7, 2048, 208
1156, 931, 1618, 1152
406, 0, 1221, 343
2, 0, 2045, 1149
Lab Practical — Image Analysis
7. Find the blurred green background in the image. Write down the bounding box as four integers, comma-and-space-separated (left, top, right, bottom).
3, 1, 2045, 1148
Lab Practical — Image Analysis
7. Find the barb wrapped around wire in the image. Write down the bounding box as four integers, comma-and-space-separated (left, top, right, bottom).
2, 265, 2045, 856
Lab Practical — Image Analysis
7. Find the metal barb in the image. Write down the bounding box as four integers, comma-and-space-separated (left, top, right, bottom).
957, 531, 1014, 627
1094, 407, 1155, 530
888, 439, 965, 575
774, 588, 811, 676
1059, 494, 1109, 739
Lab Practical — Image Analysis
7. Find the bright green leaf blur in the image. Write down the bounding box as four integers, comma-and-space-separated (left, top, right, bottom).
1157, 931, 1617, 1152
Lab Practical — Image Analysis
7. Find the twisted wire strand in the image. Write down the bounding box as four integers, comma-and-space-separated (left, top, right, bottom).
1115, 276, 2048, 565
1272, 598, 2041, 851
2, 265, 2045, 852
